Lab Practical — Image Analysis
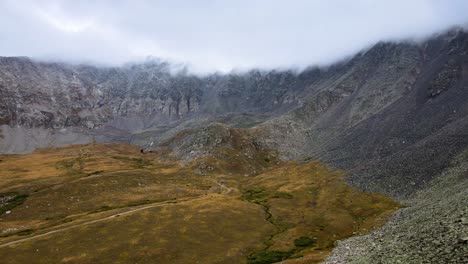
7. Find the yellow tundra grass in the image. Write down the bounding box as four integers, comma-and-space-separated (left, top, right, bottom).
0, 143, 398, 263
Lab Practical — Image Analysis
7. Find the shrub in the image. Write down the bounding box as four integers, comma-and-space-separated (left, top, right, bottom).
0, 193, 28, 215
16, 229, 34, 236
242, 187, 269, 204
294, 236, 317, 247
247, 250, 293, 264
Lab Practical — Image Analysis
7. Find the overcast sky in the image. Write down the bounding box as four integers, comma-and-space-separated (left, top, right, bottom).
1, 0, 468, 73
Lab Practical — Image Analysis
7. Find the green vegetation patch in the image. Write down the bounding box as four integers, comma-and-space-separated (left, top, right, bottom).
242, 187, 270, 204
16, 229, 34, 236
247, 250, 294, 264
294, 236, 317, 247
0, 192, 28, 215
242, 188, 293, 204
247, 236, 317, 264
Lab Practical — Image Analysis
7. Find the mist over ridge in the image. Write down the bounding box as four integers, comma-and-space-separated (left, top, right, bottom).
2, 0, 468, 73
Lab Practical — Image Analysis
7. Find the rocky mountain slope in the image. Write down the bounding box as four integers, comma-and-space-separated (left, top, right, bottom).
0, 57, 303, 130
1, 28, 467, 263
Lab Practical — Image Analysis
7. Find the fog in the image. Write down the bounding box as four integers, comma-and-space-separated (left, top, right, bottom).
1, 0, 468, 73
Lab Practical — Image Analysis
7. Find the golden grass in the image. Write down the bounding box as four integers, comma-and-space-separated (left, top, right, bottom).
0, 195, 274, 264
0, 143, 399, 264
241, 161, 399, 263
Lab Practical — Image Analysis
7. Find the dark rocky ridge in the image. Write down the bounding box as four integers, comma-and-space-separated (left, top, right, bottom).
1, 27, 468, 263
270, 28, 468, 198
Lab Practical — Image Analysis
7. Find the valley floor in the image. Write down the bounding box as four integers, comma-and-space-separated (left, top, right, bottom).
0, 143, 398, 264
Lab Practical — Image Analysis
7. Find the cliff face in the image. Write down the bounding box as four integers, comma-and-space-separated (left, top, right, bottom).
0, 59, 197, 128
0, 58, 308, 130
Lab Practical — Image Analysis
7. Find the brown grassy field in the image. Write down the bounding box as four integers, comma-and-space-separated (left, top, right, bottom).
0, 143, 399, 263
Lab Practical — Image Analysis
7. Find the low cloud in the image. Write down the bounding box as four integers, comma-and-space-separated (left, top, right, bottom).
1, 0, 468, 73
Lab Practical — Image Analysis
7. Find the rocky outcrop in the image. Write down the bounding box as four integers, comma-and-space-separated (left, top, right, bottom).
0, 58, 308, 130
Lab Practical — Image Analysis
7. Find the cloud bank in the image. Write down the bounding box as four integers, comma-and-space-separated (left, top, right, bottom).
1, 0, 468, 73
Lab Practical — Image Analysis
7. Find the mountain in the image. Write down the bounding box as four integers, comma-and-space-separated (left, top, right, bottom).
0, 28, 467, 263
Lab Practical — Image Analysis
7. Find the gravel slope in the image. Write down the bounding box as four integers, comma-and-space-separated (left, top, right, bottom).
324, 150, 468, 263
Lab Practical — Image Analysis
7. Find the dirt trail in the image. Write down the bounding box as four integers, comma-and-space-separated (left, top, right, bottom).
210, 179, 236, 194
0, 195, 205, 248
